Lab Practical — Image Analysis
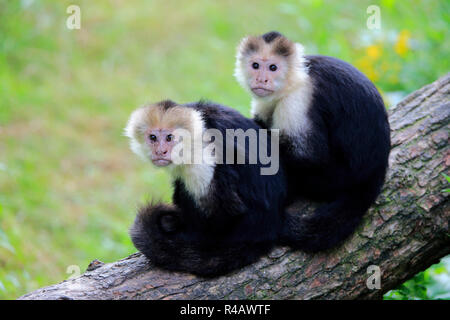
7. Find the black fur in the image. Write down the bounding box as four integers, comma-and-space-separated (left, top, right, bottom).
130, 101, 287, 277
262, 31, 283, 43
157, 99, 177, 110
244, 40, 259, 55
272, 55, 391, 252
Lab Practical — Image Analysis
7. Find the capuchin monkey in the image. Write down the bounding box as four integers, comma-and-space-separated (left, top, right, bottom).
234, 31, 391, 252
124, 100, 286, 276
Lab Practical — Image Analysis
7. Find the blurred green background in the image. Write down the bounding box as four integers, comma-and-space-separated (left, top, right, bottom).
0, 0, 448, 299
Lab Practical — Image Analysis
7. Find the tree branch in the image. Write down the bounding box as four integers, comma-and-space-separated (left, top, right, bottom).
20, 74, 450, 300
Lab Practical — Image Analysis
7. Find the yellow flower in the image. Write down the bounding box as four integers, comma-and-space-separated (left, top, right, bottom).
395, 30, 411, 57
356, 56, 379, 81
366, 44, 382, 60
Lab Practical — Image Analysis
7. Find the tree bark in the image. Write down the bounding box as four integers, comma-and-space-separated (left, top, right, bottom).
20, 74, 450, 300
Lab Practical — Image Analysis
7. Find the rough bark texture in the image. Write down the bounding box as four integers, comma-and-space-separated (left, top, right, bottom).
20, 74, 450, 300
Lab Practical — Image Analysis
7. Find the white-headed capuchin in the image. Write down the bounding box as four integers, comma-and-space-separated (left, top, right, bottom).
235, 31, 391, 252
124, 100, 286, 277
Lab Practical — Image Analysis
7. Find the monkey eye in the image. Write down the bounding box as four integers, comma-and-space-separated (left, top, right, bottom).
269, 64, 277, 71
252, 62, 259, 69
149, 134, 157, 142
166, 134, 173, 142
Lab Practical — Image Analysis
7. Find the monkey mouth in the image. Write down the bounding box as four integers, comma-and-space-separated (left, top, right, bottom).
251, 87, 274, 97
152, 159, 172, 167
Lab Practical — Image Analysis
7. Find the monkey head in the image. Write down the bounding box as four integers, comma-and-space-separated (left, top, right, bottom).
235, 31, 307, 99
125, 100, 203, 168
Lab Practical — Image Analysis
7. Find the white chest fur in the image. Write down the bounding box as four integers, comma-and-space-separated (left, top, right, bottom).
251, 82, 314, 159
251, 81, 313, 138
172, 163, 215, 201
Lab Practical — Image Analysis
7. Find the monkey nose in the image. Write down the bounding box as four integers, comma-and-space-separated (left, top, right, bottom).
156, 150, 168, 156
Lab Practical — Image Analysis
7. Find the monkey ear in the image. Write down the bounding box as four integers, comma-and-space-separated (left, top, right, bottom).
124, 107, 147, 139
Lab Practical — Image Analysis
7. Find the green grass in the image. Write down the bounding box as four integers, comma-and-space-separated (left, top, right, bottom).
0, 0, 448, 299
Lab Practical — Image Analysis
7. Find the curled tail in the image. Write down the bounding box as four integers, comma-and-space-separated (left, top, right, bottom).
281, 180, 382, 252
130, 203, 272, 277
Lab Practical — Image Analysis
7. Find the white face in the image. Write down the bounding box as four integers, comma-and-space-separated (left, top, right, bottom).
245, 54, 287, 98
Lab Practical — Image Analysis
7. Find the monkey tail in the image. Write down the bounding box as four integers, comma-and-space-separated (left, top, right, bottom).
130, 203, 272, 277
281, 179, 383, 252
